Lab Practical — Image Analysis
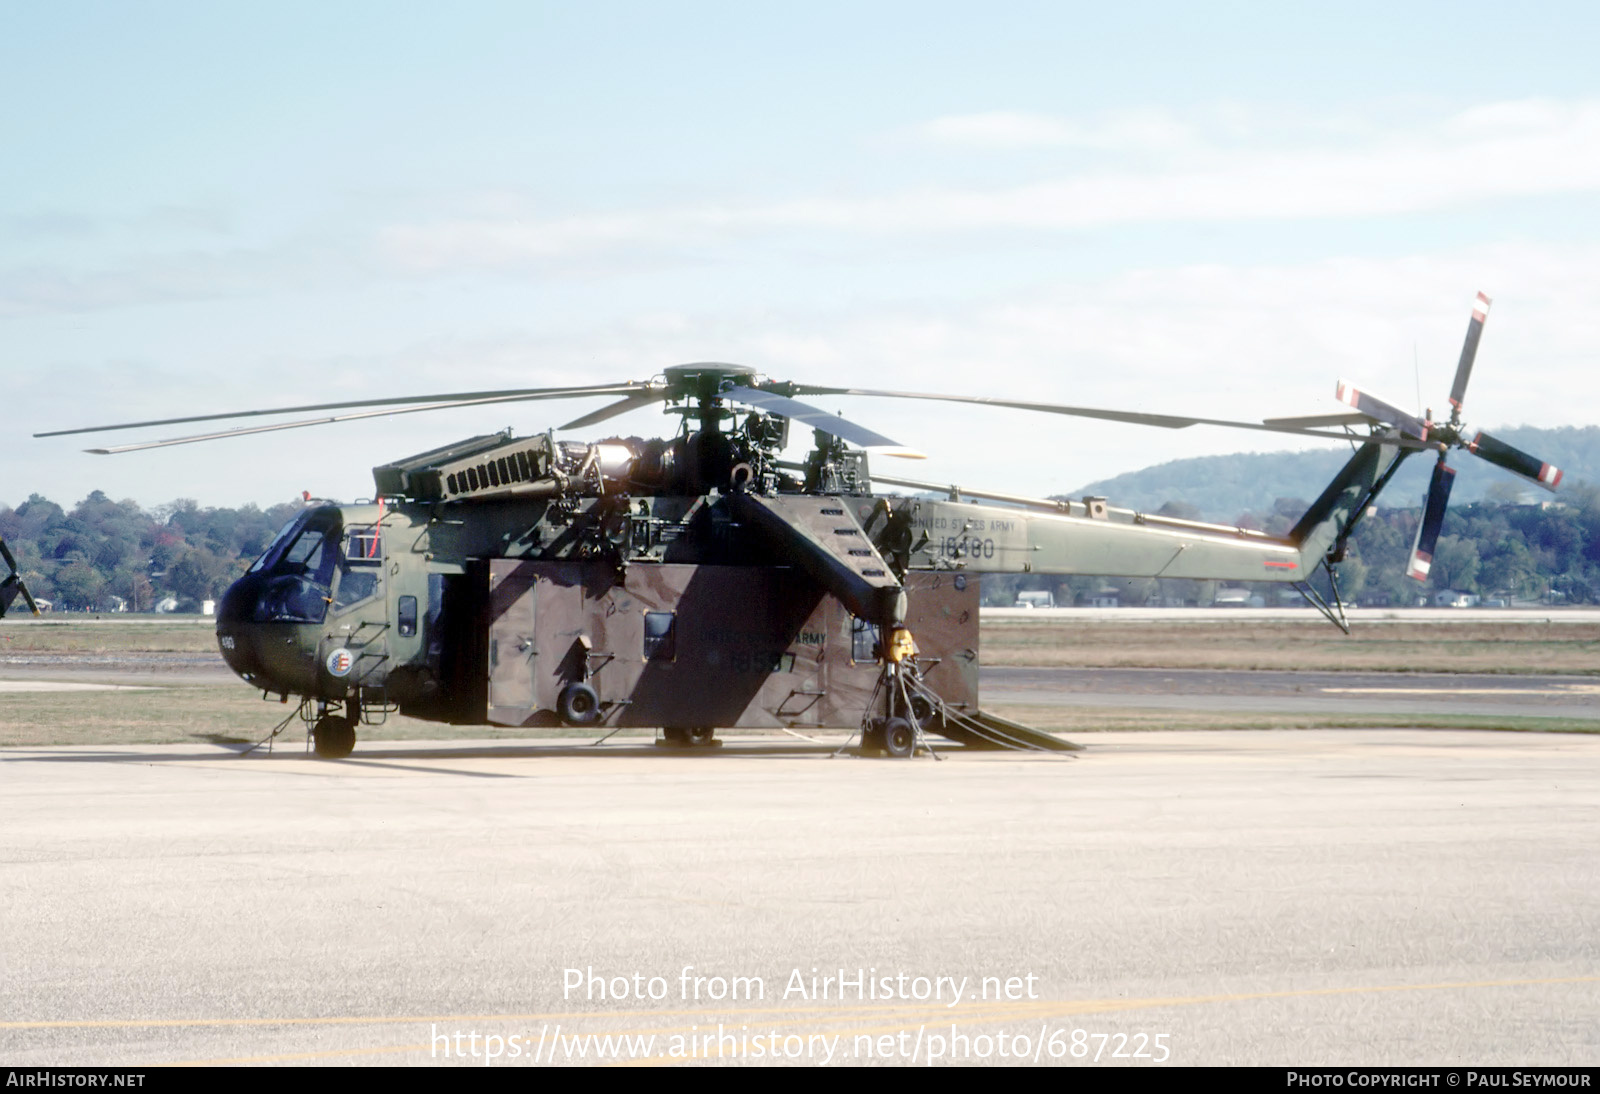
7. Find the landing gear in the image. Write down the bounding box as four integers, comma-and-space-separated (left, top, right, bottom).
852, 640, 935, 759
882, 717, 915, 759
688, 727, 715, 747
312, 714, 356, 759
557, 681, 601, 725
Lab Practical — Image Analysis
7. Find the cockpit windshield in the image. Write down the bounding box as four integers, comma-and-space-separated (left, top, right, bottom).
249, 512, 311, 573
250, 509, 343, 624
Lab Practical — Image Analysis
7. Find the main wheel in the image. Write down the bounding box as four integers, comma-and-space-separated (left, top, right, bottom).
313, 715, 356, 760
882, 717, 916, 759
687, 727, 715, 747
557, 681, 601, 725
662, 727, 690, 746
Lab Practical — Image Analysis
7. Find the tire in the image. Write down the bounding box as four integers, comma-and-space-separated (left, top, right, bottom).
313, 715, 356, 760
687, 727, 714, 747
662, 727, 690, 746
882, 716, 915, 759
557, 681, 601, 725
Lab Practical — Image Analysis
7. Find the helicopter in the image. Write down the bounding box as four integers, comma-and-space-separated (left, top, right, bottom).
33, 293, 1561, 759
0, 534, 41, 618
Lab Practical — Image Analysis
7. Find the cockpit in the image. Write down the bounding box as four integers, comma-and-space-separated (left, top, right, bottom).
215, 504, 389, 696
222, 505, 385, 628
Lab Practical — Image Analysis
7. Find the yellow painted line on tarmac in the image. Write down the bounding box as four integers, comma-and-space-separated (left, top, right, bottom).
14, 974, 1595, 1066
14, 973, 1599, 1035
10, 1000, 998, 1031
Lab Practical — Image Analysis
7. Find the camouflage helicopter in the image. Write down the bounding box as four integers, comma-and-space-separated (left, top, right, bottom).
34, 293, 1560, 758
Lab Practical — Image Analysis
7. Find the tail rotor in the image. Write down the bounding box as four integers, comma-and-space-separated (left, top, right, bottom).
1338, 291, 1562, 582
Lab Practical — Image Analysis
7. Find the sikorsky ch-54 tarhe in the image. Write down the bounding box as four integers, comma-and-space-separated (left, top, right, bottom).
35, 293, 1560, 758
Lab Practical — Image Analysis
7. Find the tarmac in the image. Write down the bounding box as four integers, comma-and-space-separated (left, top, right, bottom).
3, 727, 1597, 1067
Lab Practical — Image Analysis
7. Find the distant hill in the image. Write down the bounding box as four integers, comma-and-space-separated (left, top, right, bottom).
1069, 426, 1600, 521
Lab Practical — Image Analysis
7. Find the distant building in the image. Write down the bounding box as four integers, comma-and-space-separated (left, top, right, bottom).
1433, 590, 1478, 608
1213, 587, 1265, 608
1083, 587, 1120, 608
1013, 590, 1055, 609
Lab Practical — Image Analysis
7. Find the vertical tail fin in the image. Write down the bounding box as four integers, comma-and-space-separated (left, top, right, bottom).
1289, 441, 1411, 565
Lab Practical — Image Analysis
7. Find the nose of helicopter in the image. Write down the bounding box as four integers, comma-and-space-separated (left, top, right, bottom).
215, 573, 266, 685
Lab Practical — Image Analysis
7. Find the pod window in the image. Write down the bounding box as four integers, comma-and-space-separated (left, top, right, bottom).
643, 612, 676, 661
851, 617, 881, 663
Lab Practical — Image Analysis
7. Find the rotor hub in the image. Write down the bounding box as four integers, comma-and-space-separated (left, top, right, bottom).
662, 363, 759, 401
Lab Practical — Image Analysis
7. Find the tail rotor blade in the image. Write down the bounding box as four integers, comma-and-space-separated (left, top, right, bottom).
1406, 459, 1456, 582
1449, 292, 1492, 415
1335, 380, 1430, 440
1469, 431, 1563, 491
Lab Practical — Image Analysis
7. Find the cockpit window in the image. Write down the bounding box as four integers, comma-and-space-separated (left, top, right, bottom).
285, 528, 328, 570
250, 510, 343, 624
344, 525, 381, 560
249, 514, 308, 573
331, 524, 382, 611
333, 561, 381, 610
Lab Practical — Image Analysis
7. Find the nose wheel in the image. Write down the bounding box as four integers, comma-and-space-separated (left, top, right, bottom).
313, 713, 357, 759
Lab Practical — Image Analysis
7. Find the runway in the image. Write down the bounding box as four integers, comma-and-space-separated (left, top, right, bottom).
3, 729, 1597, 1066
985, 667, 1600, 721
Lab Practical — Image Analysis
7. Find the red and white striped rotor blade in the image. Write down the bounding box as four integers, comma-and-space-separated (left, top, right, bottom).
1468, 431, 1563, 492
1406, 459, 1457, 582
1335, 380, 1429, 441
1449, 292, 1492, 414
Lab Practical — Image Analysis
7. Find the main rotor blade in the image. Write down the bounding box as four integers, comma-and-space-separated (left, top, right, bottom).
559, 389, 667, 430
36, 381, 650, 439
1450, 292, 1492, 414
722, 386, 925, 458
1406, 458, 1456, 582
1469, 431, 1563, 491
82, 393, 623, 454
1261, 412, 1375, 429
782, 384, 1377, 443
1335, 380, 1430, 440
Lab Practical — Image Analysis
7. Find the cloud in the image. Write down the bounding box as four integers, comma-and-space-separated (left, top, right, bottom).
373, 98, 1600, 271
9, 99, 1600, 319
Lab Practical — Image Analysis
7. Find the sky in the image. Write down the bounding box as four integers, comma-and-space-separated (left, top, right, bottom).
5, 2, 1600, 512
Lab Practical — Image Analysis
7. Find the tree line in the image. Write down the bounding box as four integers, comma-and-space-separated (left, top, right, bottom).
6, 483, 1598, 614
1, 492, 301, 612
